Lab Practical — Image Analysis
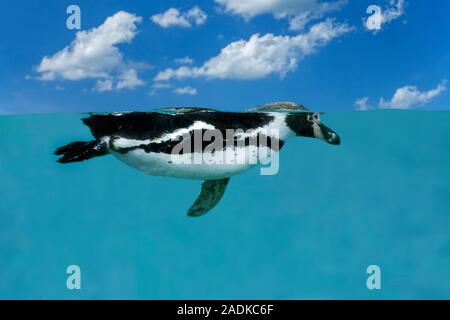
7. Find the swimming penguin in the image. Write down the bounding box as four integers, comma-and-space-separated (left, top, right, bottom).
54, 102, 341, 217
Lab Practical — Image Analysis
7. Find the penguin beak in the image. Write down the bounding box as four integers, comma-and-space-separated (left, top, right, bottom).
319, 123, 341, 145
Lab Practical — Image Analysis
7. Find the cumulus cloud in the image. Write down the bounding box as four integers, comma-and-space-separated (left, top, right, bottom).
151, 7, 207, 28
115, 69, 145, 90
173, 86, 198, 95
154, 19, 352, 82
215, 0, 347, 31
152, 82, 172, 89
36, 11, 144, 91
364, 0, 406, 32
354, 96, 371, 111
379, 81, 447, 109
174, 56, 194, 65
380, 0, 405, 25
148, 82, 173, 96
94, 79, 114, 92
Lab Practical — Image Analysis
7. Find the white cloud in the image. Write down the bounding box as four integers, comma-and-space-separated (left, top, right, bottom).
380, 0, 405, 25
173, 86, 198, 95
186, 7, 208, 26
287, 0, 347, 31
379, 81, 447, 109
36, 11, 144, 91
215, 0, 347, 31
94, 79, 113, 92
151, 6, 207, 28
364, 0, 406, 32
116, 69, 144, 90
354, 96, 371, 111
148, 82, 172, 96
93, 69, 144, 92
152, 82, 172, 89
154, 19, 352, 82
174, 56, 194, 65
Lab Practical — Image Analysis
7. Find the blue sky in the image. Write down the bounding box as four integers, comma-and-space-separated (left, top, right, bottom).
0, 0, 449, 114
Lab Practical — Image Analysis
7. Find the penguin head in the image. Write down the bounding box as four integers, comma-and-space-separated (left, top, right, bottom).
285, 112, 341, 145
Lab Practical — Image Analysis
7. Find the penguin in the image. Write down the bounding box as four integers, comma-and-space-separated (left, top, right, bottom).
54, 102, 341, 217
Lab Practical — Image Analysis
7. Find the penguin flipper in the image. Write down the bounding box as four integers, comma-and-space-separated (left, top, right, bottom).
187, 178, 230, 217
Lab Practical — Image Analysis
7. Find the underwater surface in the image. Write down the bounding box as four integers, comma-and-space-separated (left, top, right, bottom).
0, 110, 449, 299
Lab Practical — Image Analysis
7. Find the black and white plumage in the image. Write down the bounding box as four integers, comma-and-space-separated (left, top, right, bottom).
54, 102, 341, 217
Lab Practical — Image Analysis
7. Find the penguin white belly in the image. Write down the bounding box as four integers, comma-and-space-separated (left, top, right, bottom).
110, 146, 271, 180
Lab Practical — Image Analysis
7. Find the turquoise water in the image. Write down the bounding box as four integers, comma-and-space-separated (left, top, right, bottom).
0, 110, 450, 299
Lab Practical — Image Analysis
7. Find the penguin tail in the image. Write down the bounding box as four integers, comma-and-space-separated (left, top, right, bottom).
54, 139, 108, 164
